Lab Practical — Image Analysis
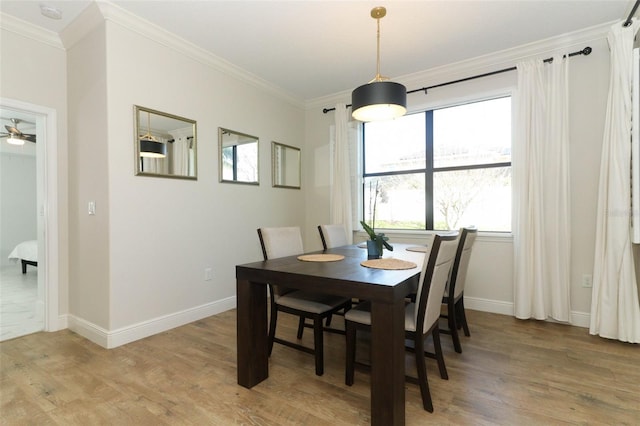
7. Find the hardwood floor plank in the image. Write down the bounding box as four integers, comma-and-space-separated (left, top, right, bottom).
1, 309, 638, 425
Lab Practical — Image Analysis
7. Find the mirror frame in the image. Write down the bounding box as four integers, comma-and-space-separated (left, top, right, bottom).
218, 127, 259, 185
134, 105, 197, 180
271, 141, 301, 189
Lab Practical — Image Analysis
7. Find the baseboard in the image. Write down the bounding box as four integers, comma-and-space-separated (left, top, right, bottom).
570, 310, 590, 328
465, 296, 514, 316
465, 296, 591, 328
67, 296, 237, 349
67, 315, 110, 347
62, 294, 590, 348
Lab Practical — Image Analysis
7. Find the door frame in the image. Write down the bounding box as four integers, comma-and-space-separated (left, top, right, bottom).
1, 97, 60, 331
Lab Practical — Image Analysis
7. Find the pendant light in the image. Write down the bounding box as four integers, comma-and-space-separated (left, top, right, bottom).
139, 111, 166, 158
140, 139, 166, 158
351, 6, 407, 122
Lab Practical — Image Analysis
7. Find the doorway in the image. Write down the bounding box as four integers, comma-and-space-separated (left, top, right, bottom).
0, 98, 59, 340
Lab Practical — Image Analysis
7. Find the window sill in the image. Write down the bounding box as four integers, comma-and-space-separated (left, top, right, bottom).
354, 229, 513, 244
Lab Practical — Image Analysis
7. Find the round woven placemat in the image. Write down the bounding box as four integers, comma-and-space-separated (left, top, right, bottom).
360, 258, 417, 270
297, 254, 345, 262
406, 245, 429, 253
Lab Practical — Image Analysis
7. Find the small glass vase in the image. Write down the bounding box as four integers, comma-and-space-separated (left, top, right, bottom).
366, 240, 381, 259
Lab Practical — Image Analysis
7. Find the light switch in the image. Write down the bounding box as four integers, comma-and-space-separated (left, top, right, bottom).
88, 201, 96, 215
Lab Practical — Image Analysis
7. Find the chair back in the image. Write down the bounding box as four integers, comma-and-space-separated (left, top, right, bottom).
414, 233, 459, 334
449, 227, 478, 300
257, 227, 304, 260
318, 224, 349, 249
258, 227, 304, 298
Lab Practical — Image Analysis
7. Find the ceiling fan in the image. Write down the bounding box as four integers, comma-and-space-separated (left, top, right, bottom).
1, 118, 36, 144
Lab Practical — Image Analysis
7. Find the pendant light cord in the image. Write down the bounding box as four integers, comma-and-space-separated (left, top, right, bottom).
375, 15, 381, 81
140, 111, 158, 141
370, 6, 387, 83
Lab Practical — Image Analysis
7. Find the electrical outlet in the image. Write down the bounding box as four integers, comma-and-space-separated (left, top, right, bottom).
581, 274, 592, 288
204, 268, 213, 281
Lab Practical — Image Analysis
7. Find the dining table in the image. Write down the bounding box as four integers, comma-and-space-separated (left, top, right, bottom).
236, 243, 427, 426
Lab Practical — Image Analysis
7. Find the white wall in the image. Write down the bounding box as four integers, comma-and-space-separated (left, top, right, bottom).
0, 24, 69, 318
67, 20, 111, 330
304, 28, 611, 325
63, 4, 306, 345
105, 20, 306, 332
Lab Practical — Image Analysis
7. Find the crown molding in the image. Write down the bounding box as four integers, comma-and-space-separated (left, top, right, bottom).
94, 1, 303, 108
3, 2, 615, 113
305, 92, 352, 114
399, 20, 615, 90
0, 12, 64, 50
3, 1, 303, 109
306, 20, 615, 112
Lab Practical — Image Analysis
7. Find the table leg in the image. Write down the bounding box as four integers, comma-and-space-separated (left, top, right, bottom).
237, 279, 268, 388
370, 299, 405, 426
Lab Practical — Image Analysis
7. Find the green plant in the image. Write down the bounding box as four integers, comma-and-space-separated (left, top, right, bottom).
360, 220, 393, 252
362, 180, 393, 253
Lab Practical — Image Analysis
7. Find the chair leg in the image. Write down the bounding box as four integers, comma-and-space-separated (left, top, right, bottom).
458, 297, 471, 337
345, 321, 356, 386
297, 316, 305, 339
313, 315, 324, 376
448, 300, 462, 353
325, 314, 333, 327
268, 306, 278, 356
414, 333, 433, 412
432, 327, 448, 380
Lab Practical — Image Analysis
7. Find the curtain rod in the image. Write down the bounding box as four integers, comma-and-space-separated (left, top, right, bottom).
624, 0, 640, 26
322, 46, 592, 114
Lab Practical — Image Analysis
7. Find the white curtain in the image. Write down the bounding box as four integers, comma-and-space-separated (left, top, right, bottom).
170, 136, 191, 176
590, 21, 640, 343
169, 127, 193, 176
329, 103, 354, 243
513, 54, 571, 322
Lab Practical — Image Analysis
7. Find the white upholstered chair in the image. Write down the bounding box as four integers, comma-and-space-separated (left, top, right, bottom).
345, 232, 459, 412
317, 224, 349, 250
441, 227, 477, 353
257, 226, 352, 376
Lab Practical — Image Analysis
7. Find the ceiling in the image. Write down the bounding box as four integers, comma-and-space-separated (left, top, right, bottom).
0, 1, 636, 102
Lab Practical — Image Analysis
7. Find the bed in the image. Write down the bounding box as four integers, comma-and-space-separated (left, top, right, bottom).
8, 240, 38, 273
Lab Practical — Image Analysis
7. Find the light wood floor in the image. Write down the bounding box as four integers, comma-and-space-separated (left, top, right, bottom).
1, 309, 638, 425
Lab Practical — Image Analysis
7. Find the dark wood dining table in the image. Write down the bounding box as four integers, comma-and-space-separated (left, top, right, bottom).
236, 243, 426, 426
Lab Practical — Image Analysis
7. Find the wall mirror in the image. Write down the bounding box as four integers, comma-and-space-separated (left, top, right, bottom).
272, 141, 301, 189
219, 128, 259, 185
134, 105, 197, 179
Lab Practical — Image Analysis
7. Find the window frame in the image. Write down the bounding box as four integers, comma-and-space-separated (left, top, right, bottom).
361, 95, 512, 232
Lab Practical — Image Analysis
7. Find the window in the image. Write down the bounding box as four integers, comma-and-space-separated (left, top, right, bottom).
362, 96, 511, 232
